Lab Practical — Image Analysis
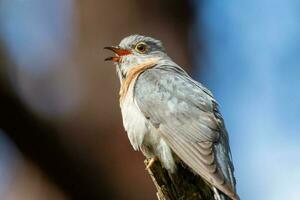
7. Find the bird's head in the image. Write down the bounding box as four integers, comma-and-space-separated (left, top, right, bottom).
105, 35, 170, 80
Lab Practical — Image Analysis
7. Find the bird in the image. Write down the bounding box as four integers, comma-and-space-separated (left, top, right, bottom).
104, 35, 239, 200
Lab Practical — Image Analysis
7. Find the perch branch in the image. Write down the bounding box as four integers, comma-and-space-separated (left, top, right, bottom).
145, 159, 215, 200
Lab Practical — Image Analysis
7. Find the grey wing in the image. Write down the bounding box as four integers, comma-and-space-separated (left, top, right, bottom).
134, 68, 238, 199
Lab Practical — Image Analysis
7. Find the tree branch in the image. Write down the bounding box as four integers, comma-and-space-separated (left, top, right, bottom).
145, 159, 215, 200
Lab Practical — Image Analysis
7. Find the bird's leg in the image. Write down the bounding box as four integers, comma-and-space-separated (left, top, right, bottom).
146, 156, 158, 170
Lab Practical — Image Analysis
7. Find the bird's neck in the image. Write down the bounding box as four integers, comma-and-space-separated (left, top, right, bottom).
118, 59, 159, 103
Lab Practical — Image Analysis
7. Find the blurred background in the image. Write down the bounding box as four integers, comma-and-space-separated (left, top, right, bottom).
0, 0, 299, 200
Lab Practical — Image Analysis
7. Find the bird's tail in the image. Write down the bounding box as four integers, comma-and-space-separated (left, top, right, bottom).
213, 187, 240, 200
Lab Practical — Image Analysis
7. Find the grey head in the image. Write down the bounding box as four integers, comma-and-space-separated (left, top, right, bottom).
105, 35, 173, 81
119, 34, 166, 54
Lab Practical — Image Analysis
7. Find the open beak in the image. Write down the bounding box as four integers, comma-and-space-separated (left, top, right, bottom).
104, 46, 132, 62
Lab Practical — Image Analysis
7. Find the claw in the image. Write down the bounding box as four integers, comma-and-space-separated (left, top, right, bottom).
146, 157, 158, 170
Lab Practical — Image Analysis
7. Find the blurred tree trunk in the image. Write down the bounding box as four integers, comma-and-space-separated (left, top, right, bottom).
0, 43, 120, 200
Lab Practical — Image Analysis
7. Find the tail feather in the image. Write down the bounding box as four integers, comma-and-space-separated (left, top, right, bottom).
213, 186, 240, 200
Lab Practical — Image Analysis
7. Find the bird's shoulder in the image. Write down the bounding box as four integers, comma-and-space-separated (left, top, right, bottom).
134, 66, 218, 117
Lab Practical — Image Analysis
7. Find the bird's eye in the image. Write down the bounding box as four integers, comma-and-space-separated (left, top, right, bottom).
135, 42, 147, 53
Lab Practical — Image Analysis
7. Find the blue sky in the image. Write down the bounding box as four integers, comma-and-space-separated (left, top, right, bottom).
194, 0, 300, 199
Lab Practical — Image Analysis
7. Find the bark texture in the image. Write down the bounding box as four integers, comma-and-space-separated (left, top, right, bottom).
145, 159, 215, 200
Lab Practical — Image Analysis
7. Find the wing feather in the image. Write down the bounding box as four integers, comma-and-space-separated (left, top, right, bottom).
134, 67, 238, 199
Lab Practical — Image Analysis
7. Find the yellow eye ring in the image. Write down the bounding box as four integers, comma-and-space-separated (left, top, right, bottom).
135, 42, 147, 53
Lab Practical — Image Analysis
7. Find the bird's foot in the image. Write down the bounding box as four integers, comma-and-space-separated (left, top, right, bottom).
146, 156, 158, 170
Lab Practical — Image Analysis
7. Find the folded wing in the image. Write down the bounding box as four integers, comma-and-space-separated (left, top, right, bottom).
134, 67, 237, 199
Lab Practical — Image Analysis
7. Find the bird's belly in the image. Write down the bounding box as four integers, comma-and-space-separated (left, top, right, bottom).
121, 95, 149, 151
120, 92, 176, 172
